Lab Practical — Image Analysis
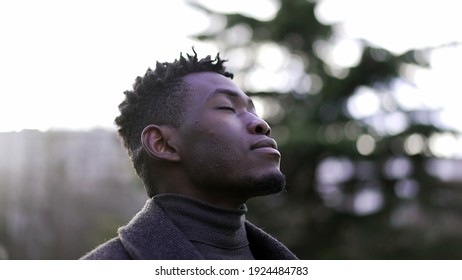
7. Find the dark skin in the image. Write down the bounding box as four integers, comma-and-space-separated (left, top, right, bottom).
141, 72, 284, 209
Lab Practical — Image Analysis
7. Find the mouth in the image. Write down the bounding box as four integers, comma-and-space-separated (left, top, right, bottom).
250, 138, 281, 157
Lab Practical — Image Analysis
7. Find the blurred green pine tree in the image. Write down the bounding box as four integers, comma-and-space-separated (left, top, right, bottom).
191, 0, 462, 259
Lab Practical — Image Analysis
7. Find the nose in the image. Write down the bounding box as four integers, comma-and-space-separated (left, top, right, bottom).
248, 116, 271, 136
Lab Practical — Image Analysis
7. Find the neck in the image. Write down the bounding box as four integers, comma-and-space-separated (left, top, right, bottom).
156, 175, 247, 209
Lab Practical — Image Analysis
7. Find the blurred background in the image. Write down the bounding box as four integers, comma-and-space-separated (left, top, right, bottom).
1, 0, 462, 259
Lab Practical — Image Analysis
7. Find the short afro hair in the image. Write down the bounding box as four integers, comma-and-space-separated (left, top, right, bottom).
115, 49, 234, 197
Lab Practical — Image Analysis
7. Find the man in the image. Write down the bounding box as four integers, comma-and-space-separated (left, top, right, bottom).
81, 50, 297, 260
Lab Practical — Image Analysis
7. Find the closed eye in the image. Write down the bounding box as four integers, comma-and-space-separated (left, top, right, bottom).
217, 106, 236, 113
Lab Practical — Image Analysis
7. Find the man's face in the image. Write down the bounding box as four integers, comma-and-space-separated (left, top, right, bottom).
176, 72, 285, 203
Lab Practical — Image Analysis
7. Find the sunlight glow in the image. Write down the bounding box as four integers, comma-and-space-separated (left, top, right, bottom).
356, 134, 376, 155
0, 0, 215, 132
353, 187, 383, 215
383, 157, 413, 179
428, 133, 461, 158
317, 0, 462, 54
347, 87, 381, 119
1, 0, 461, 135
404, 134, 426, 156
317, 157, 355, 184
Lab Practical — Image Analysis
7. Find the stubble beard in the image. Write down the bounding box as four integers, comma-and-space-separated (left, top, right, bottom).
236, 170, 287, 199
190, 168, 287, 206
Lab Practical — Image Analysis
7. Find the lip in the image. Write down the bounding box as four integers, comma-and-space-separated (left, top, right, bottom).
250, 138, 281, 157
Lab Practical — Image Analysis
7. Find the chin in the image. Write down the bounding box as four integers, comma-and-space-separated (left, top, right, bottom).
240, 171, 286, 198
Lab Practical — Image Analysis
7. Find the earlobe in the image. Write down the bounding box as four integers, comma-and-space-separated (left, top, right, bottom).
141, 125, 181, 162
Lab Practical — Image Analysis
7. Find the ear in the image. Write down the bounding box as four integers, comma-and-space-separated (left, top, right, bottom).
141, 124, 181, 162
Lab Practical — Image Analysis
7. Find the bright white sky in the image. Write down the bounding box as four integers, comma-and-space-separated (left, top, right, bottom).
1, 0, 461, 133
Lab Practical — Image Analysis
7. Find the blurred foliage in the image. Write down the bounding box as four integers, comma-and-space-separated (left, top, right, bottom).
192, 0, 462, 259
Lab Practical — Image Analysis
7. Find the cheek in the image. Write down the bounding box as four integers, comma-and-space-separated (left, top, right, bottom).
180, 115, 248, 165
196, 118, 244, 148
188, 130, 245, 169
198, 131, 241, 161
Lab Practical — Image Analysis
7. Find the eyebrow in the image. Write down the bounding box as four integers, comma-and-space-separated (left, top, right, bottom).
208, 88, 256, 110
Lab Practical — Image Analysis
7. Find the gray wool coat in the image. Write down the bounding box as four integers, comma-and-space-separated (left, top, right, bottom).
81, 198, 298, 260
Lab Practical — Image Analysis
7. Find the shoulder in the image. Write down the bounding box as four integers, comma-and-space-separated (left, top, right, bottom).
80, 198, 203, 260
80, 237, 132, 260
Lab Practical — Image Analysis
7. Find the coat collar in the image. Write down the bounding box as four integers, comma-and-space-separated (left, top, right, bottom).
117, 197, 298, 260
245, 221, 298, 260
118, 198, 204, 260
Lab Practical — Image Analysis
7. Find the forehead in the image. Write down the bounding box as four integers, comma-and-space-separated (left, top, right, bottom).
182, 72, 246, 100
179, 72, 256, 125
